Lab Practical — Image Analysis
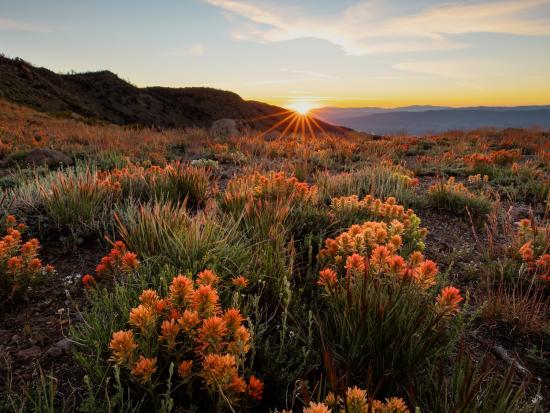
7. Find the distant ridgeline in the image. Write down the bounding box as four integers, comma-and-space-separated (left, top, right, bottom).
0, 55, 342, 133
312, 105, 550, 135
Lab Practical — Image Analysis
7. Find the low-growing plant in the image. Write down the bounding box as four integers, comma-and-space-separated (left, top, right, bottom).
106, 271, 263, 411
315, 220, 463, 396
0, 215, 54, 302
428, 177, 492, 221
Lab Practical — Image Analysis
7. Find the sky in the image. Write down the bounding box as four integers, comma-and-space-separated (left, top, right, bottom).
1, 0, 550, 108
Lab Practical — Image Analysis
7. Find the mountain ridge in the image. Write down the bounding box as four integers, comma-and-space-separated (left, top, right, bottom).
0, 55, 342, 133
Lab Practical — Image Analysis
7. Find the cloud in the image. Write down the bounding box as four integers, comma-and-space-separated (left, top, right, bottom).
280, 68, 338, 79
0, 17, 51, 33
165, 44, 206, 57
202, 0, 550, 54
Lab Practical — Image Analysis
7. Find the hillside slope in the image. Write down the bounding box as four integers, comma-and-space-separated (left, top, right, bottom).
0, 55, 341, 133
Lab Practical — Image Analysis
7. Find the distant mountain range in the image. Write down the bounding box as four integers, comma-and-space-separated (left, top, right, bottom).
312, 105, 550, 135
0, 55, 341, 133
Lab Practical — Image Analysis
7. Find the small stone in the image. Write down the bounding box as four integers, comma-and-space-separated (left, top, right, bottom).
46, 345, 63, 359
16, 346, 41, 361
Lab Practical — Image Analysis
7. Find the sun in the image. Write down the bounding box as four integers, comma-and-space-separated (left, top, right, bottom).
287, 101, 316, 115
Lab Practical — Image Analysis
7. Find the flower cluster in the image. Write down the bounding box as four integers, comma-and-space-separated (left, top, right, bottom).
302, 386, 409, 413
108, 270, 262, 406
0, 215, 54, 301
82, 241, 139, 287
429, 177, 473, 198
463, 149, 521, 169
516, 219, 550, 281
329, 195, 426, 251
223, 171, 318, 212
467, 174, 489, 184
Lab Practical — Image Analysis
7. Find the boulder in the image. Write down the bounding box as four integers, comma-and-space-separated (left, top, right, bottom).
210, 119, 239, 139
25, 148, 74, 168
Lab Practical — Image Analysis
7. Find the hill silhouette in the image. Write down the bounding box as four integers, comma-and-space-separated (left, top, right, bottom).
0, 55, 342, 133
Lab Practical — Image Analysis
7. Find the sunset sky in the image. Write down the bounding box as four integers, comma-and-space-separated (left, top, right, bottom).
2, 0, 550, 108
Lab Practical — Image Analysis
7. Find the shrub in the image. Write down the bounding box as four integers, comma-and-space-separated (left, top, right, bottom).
0, 215, 54, 302
98, 162, 213, 207
329, 195, 427, 254
40, 167, 115, 239
315, 220, 463, 396
428, 177, 492, 221
116, 202, 252, 278
107, 271, 263, 411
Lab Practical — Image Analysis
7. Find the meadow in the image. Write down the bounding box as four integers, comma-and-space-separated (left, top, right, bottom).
0, 98, 549, 412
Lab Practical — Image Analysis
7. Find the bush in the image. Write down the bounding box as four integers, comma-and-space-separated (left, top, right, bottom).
329, 195, 426, 254
315, 220, 463, 396
0, 215, 53, 302
315, 163, 419, 206
106, 271, 263, 411
428, 177, 492, 221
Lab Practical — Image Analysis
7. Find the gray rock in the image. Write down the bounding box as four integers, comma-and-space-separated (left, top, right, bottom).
210, 119, 238, 139
25, 148, 74, 168
45, 338, 72, 359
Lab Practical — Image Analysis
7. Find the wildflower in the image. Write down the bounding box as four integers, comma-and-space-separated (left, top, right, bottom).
82, 274, 96, 288
197, 316, 227, 353
414, 260, 438, 289
192, 284, 220, 317
139, 289, 160, 308
129, 304, 157, 333
318, 268, 338, 289
202, 353, 237, 387
324, 392, 338, 409
229, 374, 247, 394
370, 246, 390, 272
109, 330, 138, 365
535, 254, 550, 281
228, 325, 251, 355
345, 253, 366, 275
169, 274, 194, 306
247, 375, 264, 400
346, 386, 368, 412
177, 360, 193, 379
436, 286, 463, 315
303, 402, 331, 413
131, 356, 157, 384
519, 242, 534, 262
231, 275, 249, 288
178, 309, 200, 333
384, 397, 409, 413
197, 269, 220, 286
159, 318, 180, 350
387, 255, 407, 277
223, 308, 244, 332
122, 252, 139, 271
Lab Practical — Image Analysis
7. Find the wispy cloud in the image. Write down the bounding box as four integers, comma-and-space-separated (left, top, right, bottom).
203, 0, 550, 54
280, 68, 338, 79
0, 17, 51, 33
165, 44, 205, 57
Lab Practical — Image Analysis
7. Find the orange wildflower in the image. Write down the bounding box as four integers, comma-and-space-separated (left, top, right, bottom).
231, 275, 249, 288
198, 316, 227, 353
178, 309, 200, 333
247, 375, 264, 400
223, 308, 244, 332
384, 397, 409, 413
109, 330, 138, 365
414, 260, 438, 289
122, 252, 139, 271
169, 275, 194, 305
197, 269, 220, 286
129, 304, 157, 333
192, 284, 220, 316
131, 356, 157, 384
159, 318, 180, 350
202, 353, 237, 387
303, 402, 331, 413
318, 268, 338, 289
436, 286, 463, 315
177, 360, 193, 379
519, 242, 534, 262
345, 253, 366, 275
139, 289, 160, 308
82, 274, 96, 288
